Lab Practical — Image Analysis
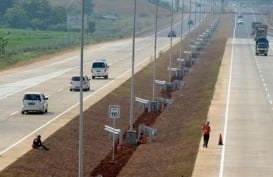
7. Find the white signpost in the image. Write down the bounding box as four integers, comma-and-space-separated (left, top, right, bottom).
67, 15, 88, 30
108, 105, 120, 119
108, 105, 120, 161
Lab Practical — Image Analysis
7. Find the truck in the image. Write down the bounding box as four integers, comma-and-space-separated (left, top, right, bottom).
251, 22, 262, 35
255, 37, 269, 56
255, 24, 268, 41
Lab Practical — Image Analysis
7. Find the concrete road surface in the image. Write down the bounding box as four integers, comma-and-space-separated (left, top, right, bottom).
192, 8, 273, 177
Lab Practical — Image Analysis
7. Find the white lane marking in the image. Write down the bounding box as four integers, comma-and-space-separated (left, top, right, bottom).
57, 89, 63, 92
47, 56, 77, 67
0, 67, 77, 100
264, 83, 267, 87
0, 52, 151, 156
10, 111, 18, 116
270, 100, 272, 105
268, 94, 271, 98
219, 15, 237, 177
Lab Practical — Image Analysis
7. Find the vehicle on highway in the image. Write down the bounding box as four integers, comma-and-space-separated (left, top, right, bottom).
256, 37, 269, 56
69, 75, 90, 91
188, 19, 193, 25
21, 92, 48, 114
168, 30, 176, 37
91, 59, 109, 79
238, 13, 243, 18
255, 24, 268, 41
251, 22, 262, 35
237, 19, 244, 24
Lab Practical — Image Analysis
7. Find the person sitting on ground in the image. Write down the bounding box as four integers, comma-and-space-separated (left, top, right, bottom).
32, 135, 49, 151
137, 132, 146, 145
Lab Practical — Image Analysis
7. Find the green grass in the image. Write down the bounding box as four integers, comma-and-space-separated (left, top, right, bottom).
0, 28, 79, 51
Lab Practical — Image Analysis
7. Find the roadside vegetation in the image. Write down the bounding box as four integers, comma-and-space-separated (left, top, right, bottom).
0, 0, 176, 70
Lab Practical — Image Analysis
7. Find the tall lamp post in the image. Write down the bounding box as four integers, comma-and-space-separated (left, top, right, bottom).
169, 0, 174, 82
179, 0, 184, 59
153, 0, 159, 100
188, 0, 192, 44
194, 1, 197, 39
79, 0, 85, 177
126, 0, 137, 145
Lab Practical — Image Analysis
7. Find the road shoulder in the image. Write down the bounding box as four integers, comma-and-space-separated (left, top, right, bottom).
191, 38, 232, 177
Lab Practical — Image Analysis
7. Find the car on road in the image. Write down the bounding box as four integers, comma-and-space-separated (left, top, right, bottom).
69, 75, 90, 91
91, 59, 109, 79
168, 30, 176, 37
238, 13, 243, 18
188, 19, 194, 25
237, 19, 244, 24
21, 92, 48, 114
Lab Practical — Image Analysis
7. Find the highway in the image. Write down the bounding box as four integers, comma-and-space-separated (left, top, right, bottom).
192, 6, 273, 177
0, 10, 207, 170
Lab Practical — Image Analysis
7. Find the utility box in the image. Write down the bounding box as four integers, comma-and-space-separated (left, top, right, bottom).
126, 129, 137, 145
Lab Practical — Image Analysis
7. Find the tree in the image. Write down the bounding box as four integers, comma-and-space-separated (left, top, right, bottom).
4, 6, 28, 28
0, 31, 10, 58
49, 6, 66, 25
0, 0, 15, 16
22, 0, 51, 29
87, 20, 96, 34
85, 0, 94, 16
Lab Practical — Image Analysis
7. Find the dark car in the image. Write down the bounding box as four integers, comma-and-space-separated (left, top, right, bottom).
168, 30, 176, 37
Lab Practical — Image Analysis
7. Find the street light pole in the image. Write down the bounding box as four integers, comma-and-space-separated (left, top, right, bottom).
130, 0, 136, 131
194, 1, 197, 39
169, 0, 174, 82
153, 0, 159, 100
79, 0, 85, 177
179, 0, 184, 59
126, 0, 137, 145
188, 0, 192, 44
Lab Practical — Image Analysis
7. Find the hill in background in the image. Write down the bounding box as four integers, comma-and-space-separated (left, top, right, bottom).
49, 0, 173, 37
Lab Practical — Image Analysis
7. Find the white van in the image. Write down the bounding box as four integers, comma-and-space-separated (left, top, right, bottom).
91, 59, 109, 79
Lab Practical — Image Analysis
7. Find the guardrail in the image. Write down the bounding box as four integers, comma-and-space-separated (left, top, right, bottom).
104, 125, 122, 144
138, 123, 157, 143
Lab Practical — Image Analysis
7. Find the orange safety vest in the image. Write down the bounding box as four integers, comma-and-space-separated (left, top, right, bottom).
140, 135, 147, 144
203, 125, 210, 135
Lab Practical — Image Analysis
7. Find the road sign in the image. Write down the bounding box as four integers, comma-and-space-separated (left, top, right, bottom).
67, 15, 87, 30
108, 105, 120, 119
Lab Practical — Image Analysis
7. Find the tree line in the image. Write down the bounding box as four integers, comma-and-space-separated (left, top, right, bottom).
0, 0, 95, 32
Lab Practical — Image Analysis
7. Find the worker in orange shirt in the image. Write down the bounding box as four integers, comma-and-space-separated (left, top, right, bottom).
137, 132, 146, 145
202, 121, 211, 148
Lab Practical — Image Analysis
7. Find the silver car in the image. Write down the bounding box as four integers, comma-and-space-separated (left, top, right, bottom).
69, 75, 90, 91
21, 92, 48, 114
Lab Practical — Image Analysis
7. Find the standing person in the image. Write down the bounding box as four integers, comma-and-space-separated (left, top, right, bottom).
32, 135, 49, 151
202, 121, 211, 148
